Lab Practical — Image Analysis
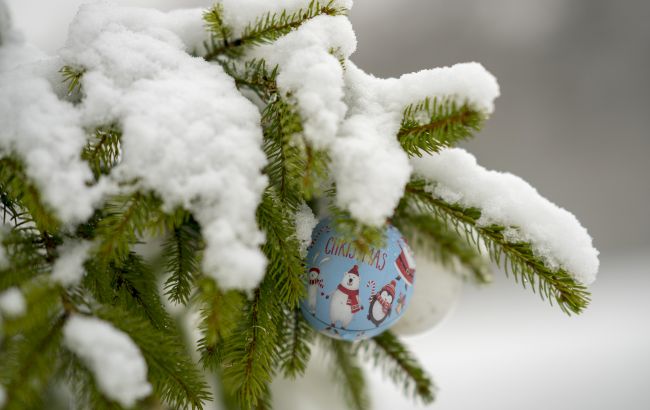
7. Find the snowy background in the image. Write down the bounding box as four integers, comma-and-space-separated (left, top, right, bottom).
4, 0, 649, 409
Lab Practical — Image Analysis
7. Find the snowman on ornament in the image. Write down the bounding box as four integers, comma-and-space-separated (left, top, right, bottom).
307, 267, 323, 315
327, 265, 363, 330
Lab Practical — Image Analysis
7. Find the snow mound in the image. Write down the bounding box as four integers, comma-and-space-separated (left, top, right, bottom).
61, 3, 269, 289
63, 315, 152, 407
51, 241, 93, 287
0, 287, 26, 318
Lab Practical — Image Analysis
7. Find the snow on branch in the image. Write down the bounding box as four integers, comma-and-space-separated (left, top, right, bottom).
63, 315, 152, 407
210, 1, 499, 233
411, 148, 599, 285
50, 240, 92, 287
59, 3, 269, 289
330, 61, 499, 226
383, 62, 500, 115
248, 15, 356, 150
0, 73, 104, 225
0, 287, 26, 318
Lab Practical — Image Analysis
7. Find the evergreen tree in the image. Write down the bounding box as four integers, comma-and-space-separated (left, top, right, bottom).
0, 1, 599, 409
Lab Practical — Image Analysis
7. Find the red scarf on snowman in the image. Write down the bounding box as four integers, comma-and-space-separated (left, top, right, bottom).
336, 284, 362, 313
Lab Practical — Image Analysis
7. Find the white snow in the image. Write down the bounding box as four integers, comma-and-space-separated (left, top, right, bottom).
0, 2, 270, 290
247, 11, 498, 226
218, 0, 353, 37
331, 61, 499, 226
0, 287, 26, 318
0, 1, 105, 225
295, 202, 317, 257
63, 315, 152, 408
2, 0, 584, 291
249, 15, 356, 150
411, 148, 599, 284
0, 50, 104, 225
57, 3, 270, 290
51, 241, 93, 286
378, 61, 500, 115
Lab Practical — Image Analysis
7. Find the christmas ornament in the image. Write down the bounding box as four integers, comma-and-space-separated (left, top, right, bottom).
300, 218, 416, 341
391, 254, 463, 336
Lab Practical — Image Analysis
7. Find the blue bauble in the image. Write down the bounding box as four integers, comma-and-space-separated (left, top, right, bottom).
300, 218, 416, 341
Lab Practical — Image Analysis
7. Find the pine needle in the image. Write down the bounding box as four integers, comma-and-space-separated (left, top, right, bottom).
398, 97, 485, 157
405, 179, 591, 314
360, 331, 436, 404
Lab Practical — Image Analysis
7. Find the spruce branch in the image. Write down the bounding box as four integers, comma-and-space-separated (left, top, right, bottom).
203, 4, 233, 47
277, 308, 313, 378
257, 188, 305, 307
302, 144, 330, 200
0, 279, 62, 338
204, 1, 347, 59
85, 252, 172, 330
97, 306, 212, 410
392, 211, 492, 284
398, 98, 484, 157
360, 331, 436, 404
94, 192, 164, 263
63, 352, 124, 410
162, 217, 202, 305
0, 314, 66, 410
405, 179, 591, 314
0, 189, 28, 229
81, 126, 122, 180
221, 282, 280, 409
221, 59, 330, 201
262, 99, 306, 210
0, 229, 49, 291
0, 156, 59, 232
197, 278, 245, 371
221, 59, 279, 102
323, 337, 370, 410
223, 59, 329, 202
59, 65, 85, 97
326, 191, 386, 253
262, 96, 330, 202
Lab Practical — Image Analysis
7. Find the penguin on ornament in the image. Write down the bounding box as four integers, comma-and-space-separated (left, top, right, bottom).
307, 267, 323, 315
327, 265, 363, 329
367, 280, 397, 327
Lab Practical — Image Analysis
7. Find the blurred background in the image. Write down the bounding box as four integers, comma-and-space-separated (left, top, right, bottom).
5, 0, 649, 409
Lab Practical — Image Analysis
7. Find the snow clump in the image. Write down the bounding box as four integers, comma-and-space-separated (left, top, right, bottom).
51, 241, 93, 287
0, 287, 26, 318
63, 315, 152, 407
